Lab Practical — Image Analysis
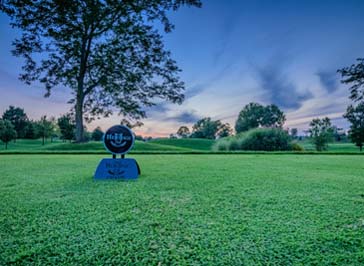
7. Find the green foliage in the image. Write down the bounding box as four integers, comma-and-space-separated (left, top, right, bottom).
338, 58, 364, 101
289, 142, 304, 151
3, 0, 201, 141
0, 119, 17, 149
1, 154, 364, 264
235, 103, 286, 133
23, 120, 38, 139
309, 117, 334, 151
91, 127, 104, 141
217, 123, 232, 138
344, 103, 364, 151
191, 117, 230, 139
2, 105, 28, 138
35, 116, 56, 145
332, 126, 347, 142
214, 128, 292, 151
176, 126, 190, 138
57, 114, 75, 142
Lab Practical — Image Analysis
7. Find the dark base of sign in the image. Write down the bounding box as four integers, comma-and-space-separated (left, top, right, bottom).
94, 158, 140, 180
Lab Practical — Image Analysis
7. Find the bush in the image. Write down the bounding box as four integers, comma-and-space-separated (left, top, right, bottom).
213, 139, 230, 151
213, 128, 295, 151
290, 142, 304, 151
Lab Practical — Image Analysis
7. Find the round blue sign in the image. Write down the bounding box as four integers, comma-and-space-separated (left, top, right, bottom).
103, 125, 135, 155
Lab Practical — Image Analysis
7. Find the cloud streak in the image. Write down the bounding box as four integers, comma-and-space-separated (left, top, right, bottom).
165, 110, 201, 124
316, 71, 339, 93
255, 62, 313, 109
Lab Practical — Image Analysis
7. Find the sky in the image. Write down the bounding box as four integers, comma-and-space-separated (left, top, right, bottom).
1, 0, 364, 137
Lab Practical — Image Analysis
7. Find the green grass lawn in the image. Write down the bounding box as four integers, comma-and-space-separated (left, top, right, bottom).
150, 138, 215, 151
0, 138, 362, 154
1, 154, 363, 265
0, 139, 197, 153
297, 140, 360, 152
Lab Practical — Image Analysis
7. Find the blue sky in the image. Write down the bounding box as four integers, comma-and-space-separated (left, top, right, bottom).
1, 0, 364, 137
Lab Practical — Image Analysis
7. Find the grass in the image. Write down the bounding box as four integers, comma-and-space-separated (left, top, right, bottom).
300, 141, 360, 152
0, 139, 196, 153
150, 138, 215, 151
1, 154, 364, 265
0, 139, 362, 154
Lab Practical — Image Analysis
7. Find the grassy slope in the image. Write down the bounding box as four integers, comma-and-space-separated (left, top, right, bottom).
150, 138, 215, 151
1, 154, 364, 265
299, 141, 359, 152
0, 139, 195, 152
0, 139, 361, 153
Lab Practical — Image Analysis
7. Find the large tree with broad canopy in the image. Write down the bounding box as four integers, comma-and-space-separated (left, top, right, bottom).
1, 0, 201, 142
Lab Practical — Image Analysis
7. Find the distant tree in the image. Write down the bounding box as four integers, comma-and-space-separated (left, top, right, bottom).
332, 126, 347, 142
135, 135, 144, 141
309, 117, 334, 151
235, 103, 285, 133
0, 119, 17, 149
235, 103, 265, 133
57, 114, 75, 142
262, 104, 286, 128
92, 127, 104, 141
217, 123, 232, 138
344, 103, 364, 151
83, 127, 92, 142
191, 117, 226, 139
36, 116, 55, 145
338, 58, 364, 101
177, 126, 190, 138
290, 128, 298, 139
2, 0, 202, 142
2, 106, 28, 139
23, 120, 38, 139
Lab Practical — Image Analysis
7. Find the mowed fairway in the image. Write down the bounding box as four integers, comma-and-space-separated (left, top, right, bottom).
1, 155, 364, 265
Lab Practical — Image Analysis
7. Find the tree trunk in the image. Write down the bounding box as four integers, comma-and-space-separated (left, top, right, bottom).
42, 135, 45, 145
5, 142, 8, 150
360, 145, 363, 152
75, 97, 84, 143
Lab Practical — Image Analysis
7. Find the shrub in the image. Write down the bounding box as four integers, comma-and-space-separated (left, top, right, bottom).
213, 139, 230, 151
229, 138, 241, 150
214, 128, 294, 151
290, 142, 304, 151
239, 128, 291, 151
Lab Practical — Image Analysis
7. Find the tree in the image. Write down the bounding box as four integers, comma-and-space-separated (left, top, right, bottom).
36, 116, 55, 145
217, 123, 232, 138
332, 126, 347, 142
235, 103, 286, 133
308, 117, 334, 151
176, 126, 190, 138
57, 114, 75, 142
191, 117, 228, 139
3, 0, 202, 142
290, 128, 298, 139
92, 127, 104, 141
24, 120, 38, 139
0, 119, 17, 149
235, 103, 265, 133
344, 103, 364, 151
338, 58, 364, 101
2, 106, 28, 139
262, 104, 286, 128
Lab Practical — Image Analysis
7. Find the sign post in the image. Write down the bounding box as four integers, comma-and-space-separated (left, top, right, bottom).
94, 125, 140, 180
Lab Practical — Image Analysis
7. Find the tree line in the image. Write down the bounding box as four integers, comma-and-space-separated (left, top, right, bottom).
0, 107, 104, 149
174, 95, 363, 151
